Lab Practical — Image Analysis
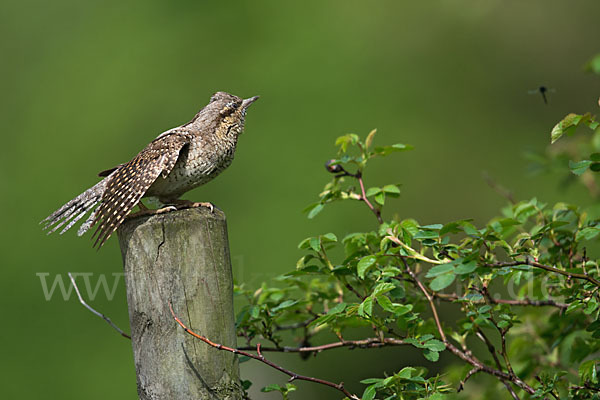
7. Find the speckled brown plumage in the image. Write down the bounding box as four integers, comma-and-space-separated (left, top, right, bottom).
42, 91, 259, 248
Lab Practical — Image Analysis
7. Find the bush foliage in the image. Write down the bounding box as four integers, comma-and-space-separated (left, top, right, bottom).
233, 98, 600, 399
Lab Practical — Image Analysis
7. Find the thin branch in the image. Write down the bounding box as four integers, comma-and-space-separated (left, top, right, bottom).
68, 272, 131, 339
480, 287, 517, 380
397, 258, 536, 395
274, 317, 318, 331
430, 291, 567, 309
482, 171, 516, 204
386, 233, 444, 265
329, 164, 382, 224
356, 171, 383, 224
400, 257, 445, 341
485, 259, 600, 287
343, 280, 366, 301
169, 302, 360, 400
237, 337, 406, 353
457, 367, 481, 392
475, 328, 520, 400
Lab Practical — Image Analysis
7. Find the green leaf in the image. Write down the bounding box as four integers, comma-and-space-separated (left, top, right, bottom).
552, 113, 598, 144
321, 232, 338, 243
366, 187, 381, 197
429, 273, 456, 291
382, 184, 401, 196
362, 384, 377, 400
569, 159, 593, 176
261, 384, 282, 393
401, 219, 420, 236
423, 348, 440, 362
413, 230, 439, 240
579, 359, 599, 383
241, 379, 252, 389
374, 143, 414, 156
335, 133, 360, 152
374, 191, 386, 205
306, 203, 324, 219
357, 256, 377, 278
425, 263, 455, 277
297, 237, 311, 249
358, 296, 374, 317
376, 295, 412, 315
497, 320, 510, 329
327, 302, 347, 315
590, 152, 600, 162
310, 313, 336, 327
376, 294, 394, 311
425, 339, 446, 352
478, 305, 492, 314
397, 367, 416, 379
360, 378, 383, 384
576, 226, 600, 241
455, 260, 477, 274
365, 129, 377, 149
372, 282, 396, 296
309, 237, 321, 252
271, 300, 298, 312
584, 53, 600, 75
420, 224, 443, 230
552, 113, 583, 143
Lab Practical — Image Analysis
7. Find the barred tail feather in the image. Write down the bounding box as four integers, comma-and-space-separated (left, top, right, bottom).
42, 179, 108, 236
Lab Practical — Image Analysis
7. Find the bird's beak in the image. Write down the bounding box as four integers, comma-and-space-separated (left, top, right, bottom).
242, 96, 260, 108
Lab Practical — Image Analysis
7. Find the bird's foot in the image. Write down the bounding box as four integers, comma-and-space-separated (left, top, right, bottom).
126, 205, 177, 220
170, 199, 218, 213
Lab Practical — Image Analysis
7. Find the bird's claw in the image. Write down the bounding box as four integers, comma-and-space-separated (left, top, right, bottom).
127, 205, 178, 220
181, 201, 215, 213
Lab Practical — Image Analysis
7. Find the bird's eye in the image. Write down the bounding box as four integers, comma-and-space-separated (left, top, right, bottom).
220, 102, 238, 116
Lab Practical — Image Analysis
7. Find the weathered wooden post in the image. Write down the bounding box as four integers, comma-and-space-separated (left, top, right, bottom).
117, 207, 242, 400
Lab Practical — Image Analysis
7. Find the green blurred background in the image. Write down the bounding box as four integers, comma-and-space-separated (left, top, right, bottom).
2, 0, 600, 398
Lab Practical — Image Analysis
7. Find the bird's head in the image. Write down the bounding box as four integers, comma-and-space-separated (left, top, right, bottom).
209, 91, 259, 138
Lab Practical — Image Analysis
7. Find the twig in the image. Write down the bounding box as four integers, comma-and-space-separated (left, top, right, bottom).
274, 317, 318, 331
475, 328, 520, 400
68, 272, 131, 339
386, 233, 444, 265
429, 291, 567, 309
397, 258, 536, 395
485, 260, 600, 287
479, 287, 517, 380
329, 163, 382, 224
400, 257, 446, 341
482, 171, 516, 204
237, 337, 406, 353
356, 172, 383, 224
169, 302, 360, 400
457, 367, 481, 392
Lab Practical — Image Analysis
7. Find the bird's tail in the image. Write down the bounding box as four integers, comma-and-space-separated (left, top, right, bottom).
41, 178, 108, 237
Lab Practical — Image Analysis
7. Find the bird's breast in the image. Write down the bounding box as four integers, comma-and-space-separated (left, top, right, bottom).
146, 136, 237, 199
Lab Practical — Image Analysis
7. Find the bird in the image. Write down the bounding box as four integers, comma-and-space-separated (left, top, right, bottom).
42, 91, 259, 248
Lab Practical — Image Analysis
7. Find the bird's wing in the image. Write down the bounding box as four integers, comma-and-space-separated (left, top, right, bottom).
90, 130, 190, 248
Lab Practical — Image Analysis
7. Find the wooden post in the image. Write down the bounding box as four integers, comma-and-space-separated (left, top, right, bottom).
117, 208, 242, 400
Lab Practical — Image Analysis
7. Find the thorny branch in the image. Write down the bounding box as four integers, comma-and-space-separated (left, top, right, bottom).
237, 337, 407, 353
169, 302, 361, 400
355, 171, 383, 224
486, 260, 600, 287
430, 291, 567, 309
68, 272, 131, 339
326, 161, 383, 224
397, 257, 537, 396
